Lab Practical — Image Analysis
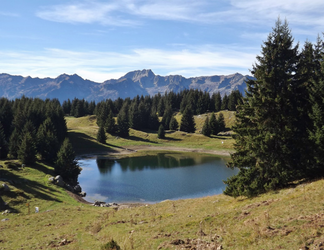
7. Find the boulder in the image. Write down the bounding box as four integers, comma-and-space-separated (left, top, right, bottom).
48, 177, 55, 183
2, 183, 10, 192
80, 191, 86, 197
65, 184, 73, 192
93, 201, 106, 207
1, 209, 11, 215
55, 176, 65, 187
74, 184, 82, 193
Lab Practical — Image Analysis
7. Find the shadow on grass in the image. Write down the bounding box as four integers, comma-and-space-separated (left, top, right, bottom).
127, 135, 159, 144
0, 167, 62, 213
68, 131, 121, 154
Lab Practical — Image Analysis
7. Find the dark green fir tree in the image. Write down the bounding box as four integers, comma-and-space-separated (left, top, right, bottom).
157, 124, 165, 139
169, 116, 179, 131
18, 132, 37, 165
55, 138, 81, 185
180, 106, 196, 133
201, 116, 211, 136
224, 19, 308, 197
97, 126, 107, 144
209, 112, 219, 135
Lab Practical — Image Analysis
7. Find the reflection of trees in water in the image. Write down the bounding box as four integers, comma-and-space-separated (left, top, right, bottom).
96, 158, 115, 174
111, 153, 218, 172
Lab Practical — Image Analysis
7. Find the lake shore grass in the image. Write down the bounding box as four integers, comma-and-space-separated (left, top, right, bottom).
1, 112, 324, 249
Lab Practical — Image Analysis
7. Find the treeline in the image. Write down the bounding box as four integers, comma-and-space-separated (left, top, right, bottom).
224, 19, 324, 197
62, 89, 242, 138
0, 97, 80, 184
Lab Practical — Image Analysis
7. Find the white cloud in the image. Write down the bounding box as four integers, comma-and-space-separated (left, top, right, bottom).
0, 45, 256, 82
0, 11, 19, 17
36, 0, 324, 37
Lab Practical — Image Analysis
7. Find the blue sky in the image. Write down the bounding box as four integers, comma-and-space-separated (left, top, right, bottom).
1, 0, 324, 82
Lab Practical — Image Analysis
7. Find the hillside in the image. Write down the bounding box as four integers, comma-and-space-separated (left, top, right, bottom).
0, 70, 251, 102
1, 114, 324, 249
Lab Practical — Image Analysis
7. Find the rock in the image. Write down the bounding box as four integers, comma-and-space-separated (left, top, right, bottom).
1, 218, 9, 222
48, 177, 55, 183
93, 201, 106, 207
74, 184, 82, 193
65, 184, 73, 192
55, 175, 65, 187
217, 245, 223, 250
2, 183, 10, 192
1, 209, 11, 215
56, 178, 65, 187
80, 191, 86, 197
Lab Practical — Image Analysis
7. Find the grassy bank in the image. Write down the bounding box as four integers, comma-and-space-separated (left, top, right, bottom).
1, 112, 324, 249
65, 111, 235, 156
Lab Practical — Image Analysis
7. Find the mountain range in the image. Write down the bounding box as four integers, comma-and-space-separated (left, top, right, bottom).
0, 69, 252, 102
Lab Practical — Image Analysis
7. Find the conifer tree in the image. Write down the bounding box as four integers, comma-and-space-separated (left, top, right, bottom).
0, 123, 8, 159
117, 103, 129, 137
157, 124, 165, 139
55, 138, 81, 185
221, 94, 228, 110
180, 106, 196, 133
202, 116, 211, 136
217, 113, 226, 132
214, 92, 222, 112
162, 105, 173, 130
9, 128, 20, 158
148, 109, 160, 130
104, 110, 116, 134
224, 19, 307, 197
97, 126, 107, 144
37, 118, 59, 162
18, 132, 37, 164
307, 37, 324, 175
169, 116, 179, 131
209, 112, 219, 135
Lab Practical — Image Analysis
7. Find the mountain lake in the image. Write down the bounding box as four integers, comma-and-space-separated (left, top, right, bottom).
78, 152, 238, 203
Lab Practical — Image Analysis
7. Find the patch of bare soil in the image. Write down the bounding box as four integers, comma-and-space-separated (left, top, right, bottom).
66, 191, 92, 205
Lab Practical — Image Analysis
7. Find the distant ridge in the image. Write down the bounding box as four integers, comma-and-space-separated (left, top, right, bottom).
0, 70, 252, 102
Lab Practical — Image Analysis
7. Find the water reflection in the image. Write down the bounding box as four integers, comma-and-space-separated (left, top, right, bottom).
96, 153, 216, 173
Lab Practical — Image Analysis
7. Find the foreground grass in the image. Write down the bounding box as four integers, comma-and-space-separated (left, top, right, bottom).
1, 160, 324, 249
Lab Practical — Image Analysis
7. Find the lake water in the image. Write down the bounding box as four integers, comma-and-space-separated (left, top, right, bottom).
78, 152, 237, 203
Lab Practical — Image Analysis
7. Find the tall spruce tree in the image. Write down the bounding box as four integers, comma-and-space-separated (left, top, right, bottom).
97, 126, 107, 144
157, 124, 165, 139
0, 123, 9, 159
202, 116, 211, 136
209, 112, 219, 135
217, 113, 226, 132
307, 36, 324, 176
180, 106, 196, 133
55, 138, 81, 185
224, 19, 308, 197
18, 132, 37, 164
169, 116, 179, 131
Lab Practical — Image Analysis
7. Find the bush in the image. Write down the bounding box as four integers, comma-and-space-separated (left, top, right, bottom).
100, 239, 121, 250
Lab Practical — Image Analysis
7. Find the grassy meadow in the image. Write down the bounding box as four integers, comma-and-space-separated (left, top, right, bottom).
1, 111, 324, 249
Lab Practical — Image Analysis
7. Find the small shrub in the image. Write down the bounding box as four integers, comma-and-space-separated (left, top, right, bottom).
101, 239, 121, 250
